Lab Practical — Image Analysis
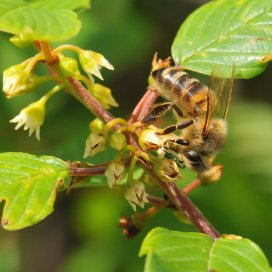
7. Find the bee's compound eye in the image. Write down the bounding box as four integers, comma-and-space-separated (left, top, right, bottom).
183, 150, 201, 163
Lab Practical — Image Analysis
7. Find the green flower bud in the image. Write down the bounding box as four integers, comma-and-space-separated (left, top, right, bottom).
154, 158, 181, 182
92, 83, 118, 109
125, 182, 148, 211
105, 161, 126, 188
10, 97, 47, 140
59, 56, 80, 77
3, 64, 48, 98
89, 118, 104, 132
83, 132, 106, 158
79, 50, 114, 80
109, 133, 127, 151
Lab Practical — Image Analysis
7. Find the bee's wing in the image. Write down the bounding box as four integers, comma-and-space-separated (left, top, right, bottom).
202, 65, 235, 135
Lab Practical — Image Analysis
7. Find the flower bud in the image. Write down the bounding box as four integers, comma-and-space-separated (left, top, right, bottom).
89, 118, 104, 132
125, 182, 148, 211
59, 56, 80, 77
79, 50, 114, 80
105, 161, 126, 188
3, 64, 47, 98
154, 158, 181, 182
83, 132, 106, 158
10, 97, 47, 140
92, 83, 118, 109
109, 133, 127, 151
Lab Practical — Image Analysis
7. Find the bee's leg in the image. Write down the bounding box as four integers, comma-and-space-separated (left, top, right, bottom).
172, 104, 184, 118
164, 151, 185, 168
162, 139, 189, 168
183, 150, 208, 173
158, 120, 193, 135
141, 102, 173, 125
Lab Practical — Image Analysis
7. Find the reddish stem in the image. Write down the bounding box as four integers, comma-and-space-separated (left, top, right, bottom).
183, 178, 202, 194
69, 166, 107, 176
129, 88, 159, 124
158, 180, 219, 239
67, 77, 116, 124
38, 41, 58, 64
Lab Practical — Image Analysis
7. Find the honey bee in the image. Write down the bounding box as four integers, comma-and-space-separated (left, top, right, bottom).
141, 56, 235, 173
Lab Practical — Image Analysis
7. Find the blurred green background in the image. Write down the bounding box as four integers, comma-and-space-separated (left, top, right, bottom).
0, 0, 272, 271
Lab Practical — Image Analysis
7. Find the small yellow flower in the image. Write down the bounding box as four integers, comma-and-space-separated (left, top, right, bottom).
79, 50, 114, 80
10, 97, 47, 141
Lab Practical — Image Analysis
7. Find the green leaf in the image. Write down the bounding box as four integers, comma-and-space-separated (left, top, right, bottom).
0, 152, 71, 230
29, 0, 91, 11
140, 227, 272, 272
172, 0, 272, 79
0, 0, 91, 42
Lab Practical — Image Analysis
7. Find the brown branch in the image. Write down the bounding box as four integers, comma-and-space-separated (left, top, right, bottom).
158, 181, 219, 239
67, 77, 115, 123
69, 166, 107, 176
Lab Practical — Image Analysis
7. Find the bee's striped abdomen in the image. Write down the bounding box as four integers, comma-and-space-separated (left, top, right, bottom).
152, 67, 208, 116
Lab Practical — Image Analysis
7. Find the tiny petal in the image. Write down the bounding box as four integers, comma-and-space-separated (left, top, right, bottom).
79, 50, 114, 81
